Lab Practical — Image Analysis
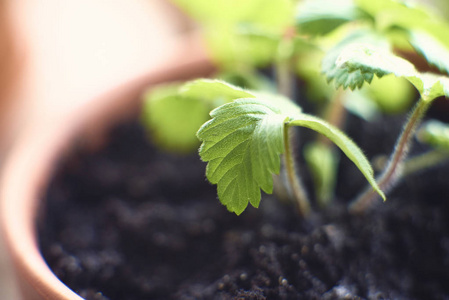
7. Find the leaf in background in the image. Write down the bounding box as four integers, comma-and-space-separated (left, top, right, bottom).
409, 30, 449, 75
343, 90, 381, 121
417, 120, 449, 150
304, 142, 339, 207
357, 0, 449, 56
296, 0, 368, 36
363, 74, 414, 114
217, 70, 276, 92
197, 98, 301, 215
356, 0, 429, 27
142, 80, 255, 153
181, 79, 255, 104
173, 0, 293, 28
142, 84, 211, 153
406, 73, 449, 101
322, 31, 392, 90
325, 42, 416, 90
173, 0, 294, 67
289, 114, 386, 200
325, 41, 449, 101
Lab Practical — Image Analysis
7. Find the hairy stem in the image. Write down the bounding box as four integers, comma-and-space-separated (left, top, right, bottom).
350, 99, 431, 213
283, 125, 311, 216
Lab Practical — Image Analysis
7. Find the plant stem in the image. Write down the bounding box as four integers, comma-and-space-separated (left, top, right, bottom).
319, 89, 346, 146
275, 28, 295, 100
274, 27, 311, 215
349, 99, 431, 213
283, 125, 311, 216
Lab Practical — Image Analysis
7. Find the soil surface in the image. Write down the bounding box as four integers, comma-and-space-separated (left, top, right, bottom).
39, 113, 449, 300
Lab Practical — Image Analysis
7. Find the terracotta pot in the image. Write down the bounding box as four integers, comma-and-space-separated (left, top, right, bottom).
0, 1, 213, 299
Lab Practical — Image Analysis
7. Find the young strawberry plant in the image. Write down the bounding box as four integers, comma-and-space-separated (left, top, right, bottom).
143, 0, 449, 216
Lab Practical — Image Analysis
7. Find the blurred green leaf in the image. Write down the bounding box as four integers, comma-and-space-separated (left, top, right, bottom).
142, 84, 211, 153
173, 0, 294, 67
343, 90, 381, 121
363, 74, 414, 114
296, 0, 369, 36
409, 30, 449, 75
406, 73, 449, 101
142, 80, 256, 153
181, 79, 255, 102
325, 41, 449, 101
304, 142, 339, 206
417, 119, 449, 150
322, 31, 391, 90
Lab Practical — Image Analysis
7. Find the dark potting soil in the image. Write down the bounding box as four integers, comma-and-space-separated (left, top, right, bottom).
38, 113, 449, 300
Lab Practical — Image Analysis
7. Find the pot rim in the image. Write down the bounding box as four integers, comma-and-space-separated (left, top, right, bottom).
0, 35, 213, 299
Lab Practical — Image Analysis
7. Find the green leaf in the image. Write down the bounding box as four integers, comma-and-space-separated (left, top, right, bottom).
406, 73, 449, 101
289, 114, 386, 200
197, 98, 301, 215
356, 0, 430, 29
362, 74, 413, 114
304, 142, 339, 207
173, 0, 293, 29
334, 43, 416, 87
217, 70, 276, 92
173, 0, 294, 67
142, 84, 212, 153
325, 41, 449, 101
409, 30, 449, 75
181, 79, 255, 103
417, 119, 449, 150
142, 80, 255, 153
296, 0, 368, 36
322, 30, 391, 90
343, 90, 381, 121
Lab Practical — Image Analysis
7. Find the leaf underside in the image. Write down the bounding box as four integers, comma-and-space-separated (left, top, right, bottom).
324, 41, 449, 100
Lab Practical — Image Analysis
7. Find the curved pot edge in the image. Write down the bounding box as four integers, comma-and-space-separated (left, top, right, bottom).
0, 34, 214, 300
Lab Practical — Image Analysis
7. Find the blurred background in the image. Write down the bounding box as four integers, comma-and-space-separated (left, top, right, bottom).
0, 0, 192, 298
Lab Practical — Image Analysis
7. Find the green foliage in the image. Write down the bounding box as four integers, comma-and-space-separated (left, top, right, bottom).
197, 97, 299, 214
417, 120, 449, 150
289, 114, 385, 200
325, 41, 449, 101
142, 0, 449, 216
409, 30, 449, 75
196, 81, 384, 214
181, 79, 254, 102
172, 0, 294, 67
142, 80, 254, 153
304, 142, 339, 206
322, 30, 391, 90
362, 75, 414, 114
296, 0, 368, 36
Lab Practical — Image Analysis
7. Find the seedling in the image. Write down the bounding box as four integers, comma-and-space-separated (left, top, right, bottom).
144, 79, 383, 215
325, 44, 449, 212
142, 0, 449, 216
193, 80, 383, 215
